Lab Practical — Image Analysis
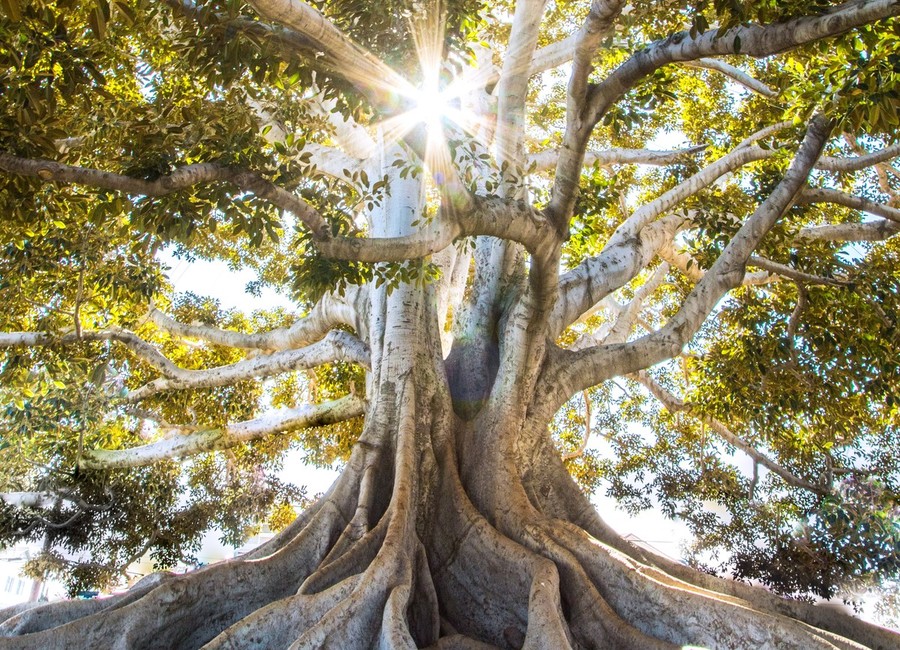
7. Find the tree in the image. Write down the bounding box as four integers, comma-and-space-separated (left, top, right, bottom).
1, 0, 900, 646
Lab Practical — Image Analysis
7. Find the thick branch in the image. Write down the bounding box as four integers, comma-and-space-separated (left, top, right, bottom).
164, 0, 324, 61
246, 0, 407, 109
483, 32, 582, 90
552, 136, 774, 336
529, 34, 579, 76
817, 142, 900, 172
528, 144, 706, 173
316, 196, 559, 262
0, 153, 328, 237
547, 0, 625, 231
797, 187, 900, 223
551, 215, 684, 337
587, 1, 900, 122
547, 0, 900, 224
798, 219, 900, 242
80, 395, 365, 469
546, 116, 831, 407
125, 330, 370, 402
612, 144, 772, 241
149, 287, 363, 352
568, 1, 626, 112
494, 0, 550, 169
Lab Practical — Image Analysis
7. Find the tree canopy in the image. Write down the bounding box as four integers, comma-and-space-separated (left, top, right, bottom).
1, 0, 900, 647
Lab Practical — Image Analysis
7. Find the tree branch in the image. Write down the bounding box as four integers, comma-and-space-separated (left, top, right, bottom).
0, 492, 72, 510
587, 0, 900, 123
149, 286, 365, 352
550, 215, 684, 337
612, 144, 772, 242
546, 0, 900, 225
0, 153, 329, 238
544, 116, 832, 410
529, 33, 579, 77
0, 328, 184, 379
168, 0, 425, 158
316, 195, 560, 262
494, 0, 550, 170
568, 1, 626, 117
561, 390, 592, 460
566, 262, 670, 352
125, 330, 370, 402
683, 58, 777, 97
528, 144, 706, 173
483, 31, 586, 90
80, 395, 365, 469
797, 187, 900, 223
245, 0, 408, 109
552, 134, 776, 336
734, 120, 793, 150
817, 142, 900, 172
631, 370, 825, 494
797, 219, 900, 242
747, 256, 848, 287
547, 0, 625, 231
163, 0, 324, 62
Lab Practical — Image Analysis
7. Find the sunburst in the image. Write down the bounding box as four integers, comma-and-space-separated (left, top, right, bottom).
370, 0, 495, 199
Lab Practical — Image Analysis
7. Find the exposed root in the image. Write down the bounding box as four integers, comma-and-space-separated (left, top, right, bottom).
0, 571, 173, 637
201, 576, 362, 649
0, 461, 356, 649
320, 458, 383, 565
547, 517, 861, 649
425, 634, 502, 649
0, 605, 37, 631
408, 539, 441, 646
520, 559, 573, 650
522, 524, 674, 650
299, 509, 389, 594
428, 449, 580, 650
3, 369, 898, 650
524, 440, 900, 650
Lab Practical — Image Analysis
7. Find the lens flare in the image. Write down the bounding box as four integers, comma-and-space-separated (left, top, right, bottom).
412, 77, 451, 137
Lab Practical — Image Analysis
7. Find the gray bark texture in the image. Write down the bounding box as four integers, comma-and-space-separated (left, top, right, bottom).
1, 259, 898, 649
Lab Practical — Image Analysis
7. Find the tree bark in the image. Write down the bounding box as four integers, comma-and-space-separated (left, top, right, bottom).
3, 245, 898, 649
3, 1, 900, 648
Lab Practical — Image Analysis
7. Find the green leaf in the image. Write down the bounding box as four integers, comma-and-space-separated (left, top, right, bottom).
89, 1, 109, 40
0, 0, 21, 21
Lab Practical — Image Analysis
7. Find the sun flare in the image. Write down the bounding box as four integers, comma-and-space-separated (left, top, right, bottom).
365, 0, 499, 198
411, 79, 452, 135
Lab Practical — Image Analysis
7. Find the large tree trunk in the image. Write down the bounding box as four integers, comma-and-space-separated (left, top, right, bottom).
1, 264, 898, 650
4, 0, 900, 646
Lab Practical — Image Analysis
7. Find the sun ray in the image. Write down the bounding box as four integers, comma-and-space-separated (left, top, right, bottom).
350, 0, 501, 212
